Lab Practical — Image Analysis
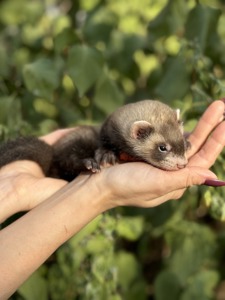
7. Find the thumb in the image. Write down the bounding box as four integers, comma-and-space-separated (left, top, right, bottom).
180, 166, 222, 188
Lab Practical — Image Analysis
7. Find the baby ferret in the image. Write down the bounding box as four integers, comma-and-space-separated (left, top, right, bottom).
0, 100, 189, 181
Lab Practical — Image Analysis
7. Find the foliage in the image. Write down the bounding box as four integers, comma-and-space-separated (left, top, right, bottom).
1, 0, 225, 299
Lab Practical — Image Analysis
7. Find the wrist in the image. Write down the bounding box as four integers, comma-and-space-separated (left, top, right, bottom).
79, 172, 115, 213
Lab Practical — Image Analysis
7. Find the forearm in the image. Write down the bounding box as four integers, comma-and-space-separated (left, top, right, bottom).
0, 175, 109, 299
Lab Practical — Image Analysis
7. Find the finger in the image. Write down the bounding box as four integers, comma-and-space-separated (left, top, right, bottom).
132, 165, 217, 208
187, 100, 225, 158
126, 166, 216, 208
40, 128, 76, 145
145, 167, 217, 207
189, 121, 225, 168
162, 167, 216, 191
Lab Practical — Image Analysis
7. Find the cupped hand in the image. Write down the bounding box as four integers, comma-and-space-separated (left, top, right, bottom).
94, 100, 225, 209
0, 129, 72, 223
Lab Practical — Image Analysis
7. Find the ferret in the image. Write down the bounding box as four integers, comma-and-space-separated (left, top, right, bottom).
0, 100, 189, 181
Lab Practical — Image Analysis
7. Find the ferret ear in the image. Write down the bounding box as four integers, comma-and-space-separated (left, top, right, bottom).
130, 121, 153, 139
175, 108, 184, 133
175, 109, 180, 121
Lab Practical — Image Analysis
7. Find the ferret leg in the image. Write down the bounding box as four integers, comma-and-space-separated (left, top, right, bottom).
95, 148, 118, 168
51, 126, 101, 180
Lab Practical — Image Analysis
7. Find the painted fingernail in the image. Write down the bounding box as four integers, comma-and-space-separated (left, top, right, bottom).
204, 179, 225, 187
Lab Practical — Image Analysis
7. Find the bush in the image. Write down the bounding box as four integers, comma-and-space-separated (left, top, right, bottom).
1, 0, 225, 299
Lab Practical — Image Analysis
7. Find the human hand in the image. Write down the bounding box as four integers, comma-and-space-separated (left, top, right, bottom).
92, 100, 225, 209
0, 129, 73, 223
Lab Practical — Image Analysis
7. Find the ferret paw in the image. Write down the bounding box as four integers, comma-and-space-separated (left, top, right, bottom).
95, 149, 118, 167
83, 158, 101, 173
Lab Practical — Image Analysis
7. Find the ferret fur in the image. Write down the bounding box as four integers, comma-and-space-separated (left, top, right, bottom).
0, 100, 189, 181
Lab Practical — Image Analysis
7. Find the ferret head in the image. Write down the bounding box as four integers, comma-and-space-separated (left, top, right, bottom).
128, 109, 188, 171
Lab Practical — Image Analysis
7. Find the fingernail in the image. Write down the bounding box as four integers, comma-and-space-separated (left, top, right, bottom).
203, 179, 225, 187
218, 114, 225, 123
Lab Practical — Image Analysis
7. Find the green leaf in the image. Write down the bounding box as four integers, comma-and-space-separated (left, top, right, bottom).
115, 251, 139, 289
69, 215, 103, 247
18, 270, 48, 300
165, 221, 217, 283
185, 4, 221, 52
116, 216, 144, 241
206, 190, 225, 221
155, 57, 189, 101
92, 253, 114, 284
180, 270, 219, 300
86, 234, 113, 254
147, 0, 189, 42
54, 28, 78, 54
154, 271, 181, 300
0, 45, 9, 77
83, 7, 116, 45
0, 0, 43, 25
22, 58, 61, 99
94, 72, 124, 114
0, 96, 22, 127
0, 0, 28, 25
67, 45, 104, 96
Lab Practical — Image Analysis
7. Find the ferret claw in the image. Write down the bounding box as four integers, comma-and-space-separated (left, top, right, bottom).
83, 158, 101, 173
102, 152, 117, 166
95, 148, 118, 167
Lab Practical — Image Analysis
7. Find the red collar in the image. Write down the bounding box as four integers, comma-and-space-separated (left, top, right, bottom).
119, 152, 137, 162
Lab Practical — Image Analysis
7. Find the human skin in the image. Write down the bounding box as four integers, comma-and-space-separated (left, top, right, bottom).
0, 100, 225, 299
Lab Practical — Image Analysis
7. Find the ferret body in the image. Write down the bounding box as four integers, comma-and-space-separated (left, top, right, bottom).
0, 100, 189, 181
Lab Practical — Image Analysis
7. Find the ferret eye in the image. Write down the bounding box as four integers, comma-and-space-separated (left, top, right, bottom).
158, 145, 168, 153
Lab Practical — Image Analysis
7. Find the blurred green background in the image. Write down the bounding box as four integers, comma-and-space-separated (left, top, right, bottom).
1, 0, 225, 299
